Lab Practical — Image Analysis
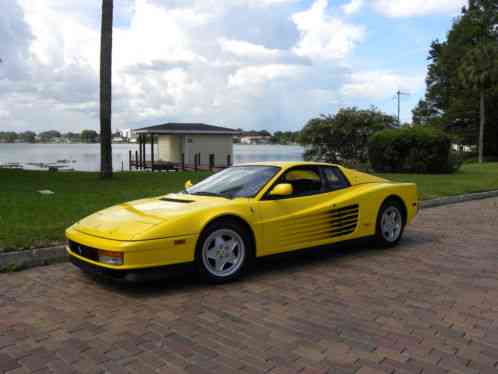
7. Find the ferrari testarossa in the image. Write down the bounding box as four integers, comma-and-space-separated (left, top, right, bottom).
66, 162, 418, 282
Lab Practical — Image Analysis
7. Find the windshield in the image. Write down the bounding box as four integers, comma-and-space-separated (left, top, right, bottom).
186, 166, 280, 198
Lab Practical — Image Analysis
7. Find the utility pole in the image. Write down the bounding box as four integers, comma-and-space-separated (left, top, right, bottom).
395, 90, 410, 125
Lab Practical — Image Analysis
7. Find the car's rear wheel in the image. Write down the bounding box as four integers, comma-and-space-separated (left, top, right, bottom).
375, 200, 405, 247
196, 220, 250, 283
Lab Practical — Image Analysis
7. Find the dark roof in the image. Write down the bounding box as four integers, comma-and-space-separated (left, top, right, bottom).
134, 123, 240, 135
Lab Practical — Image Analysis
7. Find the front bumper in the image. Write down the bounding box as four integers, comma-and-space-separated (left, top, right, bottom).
69, 253, 127, 279
65, 227, 198, 271
68, 253, 194, 282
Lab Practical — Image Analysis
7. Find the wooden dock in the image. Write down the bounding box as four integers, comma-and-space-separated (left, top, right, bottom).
129, 151, 231, 172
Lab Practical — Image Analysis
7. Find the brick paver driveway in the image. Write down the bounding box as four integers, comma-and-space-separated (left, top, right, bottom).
1, 198, 498, 374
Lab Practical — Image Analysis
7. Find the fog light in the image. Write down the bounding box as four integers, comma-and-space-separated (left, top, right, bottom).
98, 250, 123, 266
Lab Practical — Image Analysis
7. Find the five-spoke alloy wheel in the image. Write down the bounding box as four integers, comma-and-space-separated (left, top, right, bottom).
202, 229, 245, 278
196, 220, 251, 283
380, 206, 403, 243
375, 200, 405, 247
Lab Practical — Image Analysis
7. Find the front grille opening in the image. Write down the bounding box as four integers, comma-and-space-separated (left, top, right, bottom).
69, 240, 99, 261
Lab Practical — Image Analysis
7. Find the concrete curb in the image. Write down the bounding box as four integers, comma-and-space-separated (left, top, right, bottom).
2, 190, 498, 272
420, 189, 498, 209
0, 246, 67, 272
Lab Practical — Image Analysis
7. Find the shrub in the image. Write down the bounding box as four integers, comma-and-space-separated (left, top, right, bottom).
300, 107, 395, 164
368, 127, 461, 174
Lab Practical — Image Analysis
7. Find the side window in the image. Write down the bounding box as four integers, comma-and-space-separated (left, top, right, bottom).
280, 167, 323, 197
322, 167, 350, 191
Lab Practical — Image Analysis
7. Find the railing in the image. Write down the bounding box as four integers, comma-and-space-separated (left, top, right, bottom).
129, 152, 232, 172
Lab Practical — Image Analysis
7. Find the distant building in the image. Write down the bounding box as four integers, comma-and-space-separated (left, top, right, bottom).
119, 129, 133, 139
116, 128, 137, 143
452, 144, 473, 152
240, 135, 272, 145
134, 123, 240, 167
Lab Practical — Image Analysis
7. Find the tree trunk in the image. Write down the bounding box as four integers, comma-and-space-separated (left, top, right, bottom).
478, 90, 485, 164
100, 0, 113, 178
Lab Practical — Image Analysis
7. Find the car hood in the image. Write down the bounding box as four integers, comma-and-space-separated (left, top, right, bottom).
72, 193, 228, 241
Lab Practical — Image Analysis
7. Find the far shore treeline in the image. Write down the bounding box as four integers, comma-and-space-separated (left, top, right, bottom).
0, 129, 301, 145
0, 130, 101, 144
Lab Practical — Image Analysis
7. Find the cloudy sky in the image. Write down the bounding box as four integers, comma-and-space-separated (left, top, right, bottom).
1, 0, 466, 133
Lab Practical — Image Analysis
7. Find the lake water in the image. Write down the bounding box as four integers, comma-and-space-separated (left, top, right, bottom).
0, 143, 304, 171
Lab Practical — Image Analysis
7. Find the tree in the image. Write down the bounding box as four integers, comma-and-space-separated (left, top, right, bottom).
271, 131, 301, 144
412, 99, 441, 126
418, 0, 498, 157
100, 0, 113, 178
0, 132, 18, 143
300, 107, 395, 164
38, 130, 62, 142
459, 44, 498, 162
81, 130, 99, 143
63, 132, 81, 143
19, 131, 36, 143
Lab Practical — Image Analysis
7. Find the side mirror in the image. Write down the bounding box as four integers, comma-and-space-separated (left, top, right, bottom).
185, 180, 193, 189
270, 183, 293, 197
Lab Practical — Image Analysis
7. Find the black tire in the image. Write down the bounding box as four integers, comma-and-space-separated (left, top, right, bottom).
195, 219, 252, 283
374, 199, 405, 248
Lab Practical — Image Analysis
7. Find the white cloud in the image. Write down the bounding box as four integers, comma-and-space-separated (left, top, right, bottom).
2, 0, 378, 132
219, 38, 280, 60
291, 0, 365, 60
113, 0, 210, 70
20, 0, 100, 68
341, 70, 425, 99
218, 38, 310, 66
228, 64, 303, 88
371, 0, 466, 17
235, 0, 297, 6
342, 0, 364, 15
147, 0, 296, 14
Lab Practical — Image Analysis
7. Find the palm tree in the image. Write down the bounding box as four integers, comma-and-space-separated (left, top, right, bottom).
100, 0, 113, 178
458, 44, 498, 163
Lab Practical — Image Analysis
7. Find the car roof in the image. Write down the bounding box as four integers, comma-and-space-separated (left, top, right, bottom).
234, 161, 342, 168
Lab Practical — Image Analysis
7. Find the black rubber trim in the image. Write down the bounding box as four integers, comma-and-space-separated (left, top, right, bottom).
68, 253, 194, 282
160, 198, 194, 203
69, 254, 127, 278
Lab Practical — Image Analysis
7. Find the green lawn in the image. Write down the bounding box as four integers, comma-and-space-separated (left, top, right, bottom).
377, 162, 498, 200
1, 162, 497, 251
0, 170, 210, 251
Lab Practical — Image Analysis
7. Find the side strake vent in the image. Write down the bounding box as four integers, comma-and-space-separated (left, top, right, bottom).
160, 198, 194, 203
329, 204, 359, 238
278, 204, 360, 247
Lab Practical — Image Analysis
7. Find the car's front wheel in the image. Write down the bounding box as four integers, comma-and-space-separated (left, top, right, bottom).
375, 200, 405, 247
195, 220, 250, 283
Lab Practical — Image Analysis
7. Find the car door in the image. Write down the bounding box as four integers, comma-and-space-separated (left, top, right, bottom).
256, 165, 355, 256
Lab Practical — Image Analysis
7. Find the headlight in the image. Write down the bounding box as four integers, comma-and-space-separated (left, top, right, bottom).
98, 250, 123, 266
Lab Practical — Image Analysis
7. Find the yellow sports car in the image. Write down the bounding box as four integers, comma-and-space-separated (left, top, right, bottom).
66, 162, 418, 282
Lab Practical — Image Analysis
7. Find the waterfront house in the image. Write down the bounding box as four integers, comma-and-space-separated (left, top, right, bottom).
132, 122, 240, 170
